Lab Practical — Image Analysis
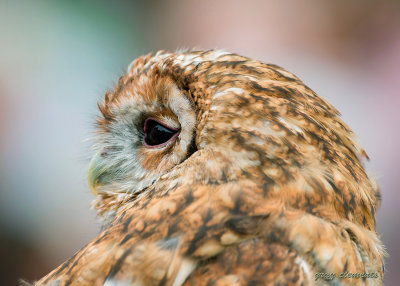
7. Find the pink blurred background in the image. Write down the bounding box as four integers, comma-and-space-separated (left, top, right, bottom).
0, 1, 399, 285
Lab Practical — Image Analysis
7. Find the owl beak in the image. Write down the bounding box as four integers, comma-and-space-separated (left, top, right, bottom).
88, 150, 110, 195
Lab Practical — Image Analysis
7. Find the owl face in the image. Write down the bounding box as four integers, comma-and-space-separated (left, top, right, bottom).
88, 76, 196, 196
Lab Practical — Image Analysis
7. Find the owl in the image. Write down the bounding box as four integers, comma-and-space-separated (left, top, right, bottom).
32, 50, 385, 285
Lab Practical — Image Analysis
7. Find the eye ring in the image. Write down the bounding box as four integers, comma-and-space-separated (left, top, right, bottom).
143, 118, 180, 148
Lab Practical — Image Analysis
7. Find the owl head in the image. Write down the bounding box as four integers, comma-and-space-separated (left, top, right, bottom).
36, 50, 385, 285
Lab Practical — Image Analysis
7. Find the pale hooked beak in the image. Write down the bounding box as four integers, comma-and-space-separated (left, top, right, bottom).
88, 150, 111, 195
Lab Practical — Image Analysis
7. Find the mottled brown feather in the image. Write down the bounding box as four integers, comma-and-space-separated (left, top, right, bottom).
33, 50, 385, 286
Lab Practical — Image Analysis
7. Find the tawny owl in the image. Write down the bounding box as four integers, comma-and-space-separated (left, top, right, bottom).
33, 50, 385, 285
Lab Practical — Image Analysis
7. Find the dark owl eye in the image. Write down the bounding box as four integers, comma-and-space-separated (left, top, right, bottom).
143, 118, 180, 148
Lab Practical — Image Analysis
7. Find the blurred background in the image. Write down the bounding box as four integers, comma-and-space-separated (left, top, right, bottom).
0, 0, 399, 284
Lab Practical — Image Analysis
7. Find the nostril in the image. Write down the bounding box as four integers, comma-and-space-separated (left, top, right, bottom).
100, 147, 109, 157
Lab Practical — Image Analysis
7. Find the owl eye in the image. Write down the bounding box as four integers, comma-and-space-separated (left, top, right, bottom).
143, 118, 180, 148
